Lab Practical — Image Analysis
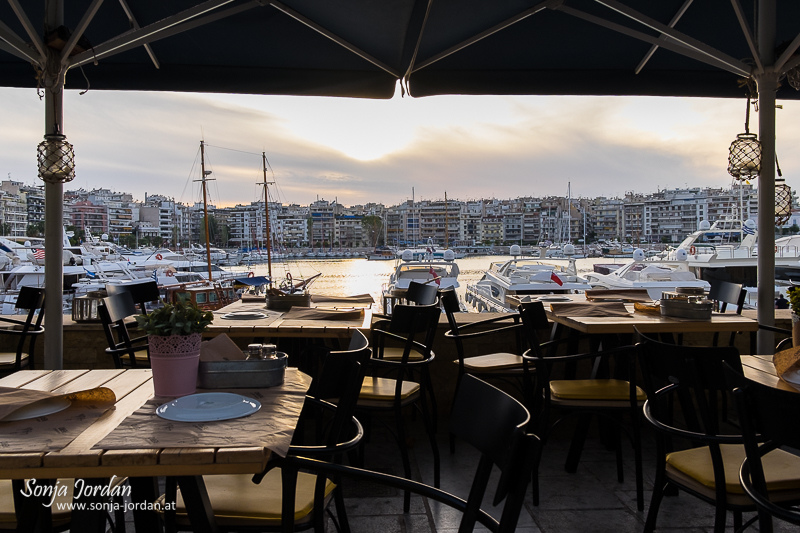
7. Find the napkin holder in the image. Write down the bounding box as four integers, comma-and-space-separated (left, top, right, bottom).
197, 354, 287, 389
266, 289, 311, 310
659, 289, 712, 320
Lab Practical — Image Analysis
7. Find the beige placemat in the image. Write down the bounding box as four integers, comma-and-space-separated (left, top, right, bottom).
93, 369, 311, 458
549, 302, 631, 317
0, 387, 117, 452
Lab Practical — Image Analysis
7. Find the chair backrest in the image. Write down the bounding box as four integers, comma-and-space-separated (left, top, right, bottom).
386, 302, 440, 359
708, 279, 745, 314
517, 301, 550, 355
635, 327, 742, 434
107, 281, 160, 315
727, 365, 800, 526
449, 374, 539, 531
103, 291, 139, 324
313, 330, 371, 402
405, 280, 439, 305
15, 286, 45, 312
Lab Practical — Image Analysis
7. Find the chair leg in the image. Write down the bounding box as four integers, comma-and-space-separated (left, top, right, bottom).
449, 371, 465, 454
644, 478, 667, 533
394, 404, 413, 513
632, 419, 644, 511
614, 426, 624, 483
332, 485, 351, 533
565, 413, 592, 473
713, 500, 727, 533
418, 395, 440, 489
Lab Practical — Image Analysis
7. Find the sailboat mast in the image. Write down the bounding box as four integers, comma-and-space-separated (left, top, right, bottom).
444, 191, 449, 249
200, 141, 213, 281
260, 152, 274, 284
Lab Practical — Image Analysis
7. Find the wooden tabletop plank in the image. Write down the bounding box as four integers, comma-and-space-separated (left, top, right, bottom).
98, 369, 153, 401
0, 452, 45, 470
50, 369, 125, 395
547, 311, 757, 335
0, 370, 51, 388
741, 356, 778, 376
215, 447, 268, 465
42, 378, 154, 469
20, 370, 91, 392
159, 448, 217, 466
101, 448, 160, 468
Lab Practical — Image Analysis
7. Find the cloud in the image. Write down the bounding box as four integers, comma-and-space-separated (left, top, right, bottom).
1, 88, 797, 208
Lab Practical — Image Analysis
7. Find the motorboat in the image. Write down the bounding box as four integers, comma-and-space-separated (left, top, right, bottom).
584, 249, 709, 300
380, 247, 461, 313
662, 218, 800, 306
465, 245, 591, 312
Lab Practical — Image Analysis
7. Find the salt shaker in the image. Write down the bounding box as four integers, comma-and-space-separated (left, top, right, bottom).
246, 343, 263, 360
260, 344, 277, 359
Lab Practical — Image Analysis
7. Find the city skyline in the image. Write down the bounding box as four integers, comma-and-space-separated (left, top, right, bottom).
1, 83, 798, 208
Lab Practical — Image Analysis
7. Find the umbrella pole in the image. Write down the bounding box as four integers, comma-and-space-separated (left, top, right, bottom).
42, 0, 65, 369
756, 0, 777, 355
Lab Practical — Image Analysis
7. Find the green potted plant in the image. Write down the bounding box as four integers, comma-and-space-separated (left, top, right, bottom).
786, 287, 800, 349
137, 298, 214, 397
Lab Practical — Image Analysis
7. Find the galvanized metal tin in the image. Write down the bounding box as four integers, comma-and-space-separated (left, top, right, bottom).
659, 298, 713, 320
197, 353, 287, 389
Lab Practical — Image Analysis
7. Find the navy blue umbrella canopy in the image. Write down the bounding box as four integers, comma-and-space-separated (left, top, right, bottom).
1, 1, 798, 99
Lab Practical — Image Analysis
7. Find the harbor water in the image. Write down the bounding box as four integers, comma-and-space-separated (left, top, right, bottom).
229, 256, 614, 312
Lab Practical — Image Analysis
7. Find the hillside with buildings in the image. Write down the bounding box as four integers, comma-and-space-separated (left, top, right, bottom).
0, 180, 796, 249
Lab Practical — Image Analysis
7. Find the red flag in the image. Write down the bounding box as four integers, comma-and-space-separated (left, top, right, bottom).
429, 266, 441, 286
550, 271, 563, 286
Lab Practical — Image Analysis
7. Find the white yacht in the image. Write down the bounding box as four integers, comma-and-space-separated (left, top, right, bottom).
585, 249, 710, 300
465, 245, 591, 312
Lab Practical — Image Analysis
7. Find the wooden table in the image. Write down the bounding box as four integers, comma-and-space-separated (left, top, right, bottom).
741, 354, 799, 393
206, 300, 372, 344
0, 369, 309, 532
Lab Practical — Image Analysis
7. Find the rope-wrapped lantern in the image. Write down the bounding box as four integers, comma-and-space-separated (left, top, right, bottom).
37, 134, 75, 184
775, 177, 793, 226
727, 89, 761, 180
788, 65, 800, 91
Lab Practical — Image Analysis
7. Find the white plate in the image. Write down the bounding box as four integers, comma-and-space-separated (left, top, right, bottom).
782, 369, 800, 387
537, 296, 572, 302
1, 397, 72, 422
156, 393, 261, 422
222, 312, 267, 320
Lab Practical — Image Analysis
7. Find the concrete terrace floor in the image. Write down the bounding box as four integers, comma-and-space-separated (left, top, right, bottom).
106, 410, 797, 533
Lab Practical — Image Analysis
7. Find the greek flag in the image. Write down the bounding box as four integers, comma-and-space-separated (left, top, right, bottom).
743, 224, 755, 235
83, 267, 97, 279
151, 269, 158, 282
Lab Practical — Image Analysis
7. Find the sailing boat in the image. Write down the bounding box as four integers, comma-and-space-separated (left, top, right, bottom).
258, 151, 319, 309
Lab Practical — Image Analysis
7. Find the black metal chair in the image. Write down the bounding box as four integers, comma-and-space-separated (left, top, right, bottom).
358, 301, 441, 512
440, 288, 530, 451
708, 279, 747, 347
161, 330, 370, 533
293, 374, 539, 533
523, 302, 644, 510
727, 365, 800, 533
98, 292, 150, 369
0, 286, 45, 375
105, 280, 161, 315
637, 328, 752, 533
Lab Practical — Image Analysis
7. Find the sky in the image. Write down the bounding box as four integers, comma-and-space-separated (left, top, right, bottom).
1, 83, 798, 209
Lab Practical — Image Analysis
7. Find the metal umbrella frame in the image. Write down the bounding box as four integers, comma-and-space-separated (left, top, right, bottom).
1, 0, 799, 366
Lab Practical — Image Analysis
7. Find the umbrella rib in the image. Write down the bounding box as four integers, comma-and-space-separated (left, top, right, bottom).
774, 32, 800, 73
268, 1, 400, 78
591, 0, 750, 77
559, 5, 748, 77
59, 0, 105, 66
729, 0, 763, 73
69, 0, 236, 68
412, 0, 559, 73
0, 19, 41, 65
635, 0, 693, 75
6, 0, 46, 61
118, 0, 161, 69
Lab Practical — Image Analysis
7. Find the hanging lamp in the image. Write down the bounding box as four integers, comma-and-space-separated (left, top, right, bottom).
775, 153, 793, 225
37, 134, 75, 183
727, 86, 761, 180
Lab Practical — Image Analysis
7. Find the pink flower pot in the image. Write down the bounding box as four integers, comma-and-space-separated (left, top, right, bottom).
148, 333, 202, 397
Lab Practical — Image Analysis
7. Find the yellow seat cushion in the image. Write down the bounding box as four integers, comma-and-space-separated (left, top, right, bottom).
550, 379, 646, 401
380, 346, 426, 361
132, 348, 150, 362
460, 353, 523, 371
166, 470, 335, 527
359, 377, 419, 400
0, 352, 29, 366
667, 443, 800, 495
0, 478, 73, 529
